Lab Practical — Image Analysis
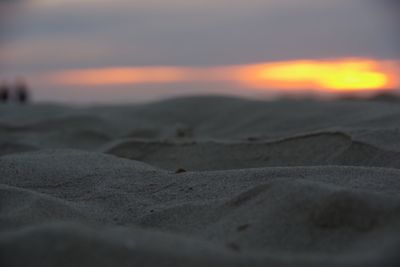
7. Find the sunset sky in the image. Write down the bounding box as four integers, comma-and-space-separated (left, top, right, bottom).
0, 0, 399, 103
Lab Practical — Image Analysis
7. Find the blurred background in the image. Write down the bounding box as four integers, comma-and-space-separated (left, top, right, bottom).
0, 0, 399, 104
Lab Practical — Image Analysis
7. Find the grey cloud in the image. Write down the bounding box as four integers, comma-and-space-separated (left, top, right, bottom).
1, 0, 398, 74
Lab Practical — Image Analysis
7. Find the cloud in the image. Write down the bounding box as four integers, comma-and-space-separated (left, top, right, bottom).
2, 0, 398, 76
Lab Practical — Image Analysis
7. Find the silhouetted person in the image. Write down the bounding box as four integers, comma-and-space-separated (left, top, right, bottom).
15, 79, 29, 104
0, 82, 10, 103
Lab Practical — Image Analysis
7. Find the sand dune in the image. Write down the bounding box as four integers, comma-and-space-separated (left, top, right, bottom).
1, 96, 400, 266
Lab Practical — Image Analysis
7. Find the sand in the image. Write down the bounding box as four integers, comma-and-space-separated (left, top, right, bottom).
1, 96, 400, 266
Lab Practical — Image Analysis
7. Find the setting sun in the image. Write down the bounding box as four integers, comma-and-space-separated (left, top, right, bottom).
238, 59, 398, 92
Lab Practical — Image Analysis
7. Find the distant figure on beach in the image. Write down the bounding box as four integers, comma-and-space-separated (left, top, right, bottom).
0, 82, 10, 103
14, 78, 29, 104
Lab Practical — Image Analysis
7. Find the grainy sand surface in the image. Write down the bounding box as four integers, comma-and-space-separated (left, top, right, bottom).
1, 96, 400, 266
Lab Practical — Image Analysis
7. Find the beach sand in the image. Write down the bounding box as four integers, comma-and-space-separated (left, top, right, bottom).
1, 96, 400, 266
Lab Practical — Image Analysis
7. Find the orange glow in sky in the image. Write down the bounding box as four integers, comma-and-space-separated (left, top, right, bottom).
44, 58, 399, 93
48, 67, 188, 86
238, 58, 398, 92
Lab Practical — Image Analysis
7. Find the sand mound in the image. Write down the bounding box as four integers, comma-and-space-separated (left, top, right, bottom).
2, 97, 400, 266
103, 132, 400, 170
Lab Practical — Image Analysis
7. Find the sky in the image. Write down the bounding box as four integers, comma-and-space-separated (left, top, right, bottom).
0, 0, 399, 103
